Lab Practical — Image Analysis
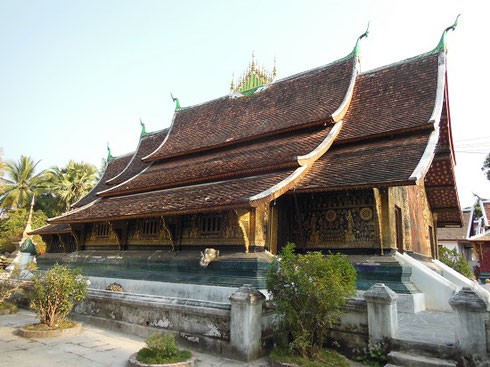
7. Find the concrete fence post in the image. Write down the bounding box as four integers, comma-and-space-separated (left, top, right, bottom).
363, 283, 398, 342
449, 287, 488, 354
229, 284, 266, 361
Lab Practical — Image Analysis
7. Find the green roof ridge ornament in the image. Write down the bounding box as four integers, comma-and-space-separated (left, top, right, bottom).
354, 21, 370, 56
140, 118, 148, 137
435, 14, 460, 52
171, 93, 181, 111
107, 142, 113, 161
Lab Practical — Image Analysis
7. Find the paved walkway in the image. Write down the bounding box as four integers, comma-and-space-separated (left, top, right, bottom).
0, 310, 269, 367
397, 310, 456, 346
0, 310, 362, 367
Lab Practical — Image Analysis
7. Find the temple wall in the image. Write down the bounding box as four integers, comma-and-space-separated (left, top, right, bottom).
405, 184, 434, 258
277, 190, 378, 252
179, 211, 246, 248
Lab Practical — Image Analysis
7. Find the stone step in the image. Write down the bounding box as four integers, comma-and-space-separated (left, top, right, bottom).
388, 351, 456, 367
391, 338, 455, 360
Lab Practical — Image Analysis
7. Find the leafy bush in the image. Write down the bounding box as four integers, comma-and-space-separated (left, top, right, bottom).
30, 264, 88, 327
439, 247, 473, 278
137, 333, 192, 364
267, 243, 357, 358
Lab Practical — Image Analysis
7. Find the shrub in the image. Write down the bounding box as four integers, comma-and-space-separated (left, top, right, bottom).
439, 247, 473, 278
137, 333, 192, 364
266, 243, 357, 358
30, 264, 88, 327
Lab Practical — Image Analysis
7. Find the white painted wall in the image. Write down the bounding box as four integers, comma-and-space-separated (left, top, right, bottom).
395, 252, 458, 311
433, 259, 490, 309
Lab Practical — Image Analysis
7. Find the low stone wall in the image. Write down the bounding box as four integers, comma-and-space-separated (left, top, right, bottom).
73, 289, 232, 355
326, 298, 369, 355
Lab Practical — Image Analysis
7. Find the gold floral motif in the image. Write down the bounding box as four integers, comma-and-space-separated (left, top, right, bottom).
360, 207, 373, 221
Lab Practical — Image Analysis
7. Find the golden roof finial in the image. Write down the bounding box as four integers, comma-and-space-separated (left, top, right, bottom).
231, 52, 277, 94
273, 57, 277, 78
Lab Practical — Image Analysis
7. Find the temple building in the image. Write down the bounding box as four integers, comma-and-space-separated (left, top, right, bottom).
30, 25, 462, 293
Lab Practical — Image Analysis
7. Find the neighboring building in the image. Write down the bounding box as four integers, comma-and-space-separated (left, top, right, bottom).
469, 199, 490, 282
30, 29, 462, 291
438, 209, 478, 270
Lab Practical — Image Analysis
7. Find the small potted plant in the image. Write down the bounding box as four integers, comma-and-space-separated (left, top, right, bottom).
19, 263, 88, 338
129, 332, 197, 367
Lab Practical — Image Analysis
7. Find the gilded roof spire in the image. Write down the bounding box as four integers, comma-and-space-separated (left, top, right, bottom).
435, 14, 460, 52
231, 52, 276, 95
171, 93, 181, 111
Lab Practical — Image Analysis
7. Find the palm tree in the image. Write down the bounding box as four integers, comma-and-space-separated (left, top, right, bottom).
0, 156, 46, 210
46, 161, 97, 211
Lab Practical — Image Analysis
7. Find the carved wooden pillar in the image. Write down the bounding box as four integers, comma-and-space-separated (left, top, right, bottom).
269, 203, 278, 255
69, 224, 83, 252
109, 220, 128, 251
251, 203, 269, 252
57, 233, 67, 253
235, 209, 251, 253
373, 188, 395, 255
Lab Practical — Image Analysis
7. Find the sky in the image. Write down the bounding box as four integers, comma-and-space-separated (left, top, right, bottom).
0, 0, 489, 209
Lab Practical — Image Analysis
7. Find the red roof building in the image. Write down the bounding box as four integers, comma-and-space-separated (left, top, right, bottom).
30, 27, 462, 286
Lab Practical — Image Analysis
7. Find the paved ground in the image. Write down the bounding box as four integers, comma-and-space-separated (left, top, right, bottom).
0, 310, 362, 367
397, 310, 456, 346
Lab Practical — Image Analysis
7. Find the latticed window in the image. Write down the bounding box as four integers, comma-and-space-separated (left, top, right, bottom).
95, 223, 110, 237
200, 214, 221, 233
142, 218, 160, 236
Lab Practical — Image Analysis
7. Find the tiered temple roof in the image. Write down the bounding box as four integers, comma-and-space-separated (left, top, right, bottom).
40, 31, 462, 229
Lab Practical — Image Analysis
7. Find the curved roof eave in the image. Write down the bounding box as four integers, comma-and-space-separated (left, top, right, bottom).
106, 128, 168, 186
249, 119, 344, 205
70, 152, 133, 209
409, 51, 447, 182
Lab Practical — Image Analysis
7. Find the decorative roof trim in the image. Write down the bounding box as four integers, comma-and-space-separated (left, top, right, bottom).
28, 224, 71, 235
142, 109, 178, 162
249, 165, 309, 204
331, 59, 359, 122
466, 203, 477, 239
97, 164, 151, 197
49, 198, 100, 223
106, 128, 168, 186
480, 200, 490, 228
297, 121, 343, 166
71, 152, 134, 208
409, 51, 446, 181
468, 229, 490, 242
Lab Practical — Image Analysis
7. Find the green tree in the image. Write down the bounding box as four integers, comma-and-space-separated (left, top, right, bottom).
46, 161, 97, 211
267, 243, 357, 358
439, 247, 473, 278
30, 264, 88, 328
0, 156, 46, 210
483, 153, 490, 181
0, 208, 47, 253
